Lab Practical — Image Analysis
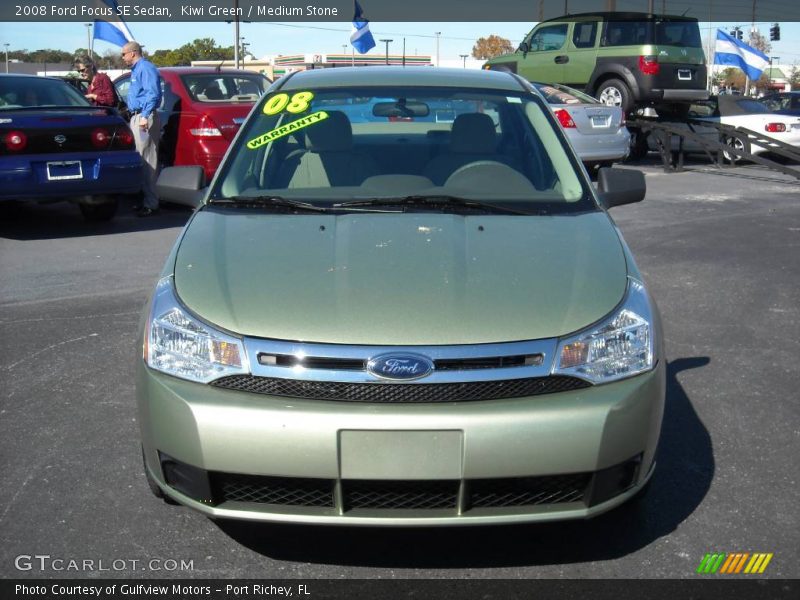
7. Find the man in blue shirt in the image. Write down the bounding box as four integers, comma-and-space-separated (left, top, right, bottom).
122, 41, 162, 217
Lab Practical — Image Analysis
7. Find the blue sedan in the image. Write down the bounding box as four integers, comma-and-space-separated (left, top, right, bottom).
0, 74, 141, 221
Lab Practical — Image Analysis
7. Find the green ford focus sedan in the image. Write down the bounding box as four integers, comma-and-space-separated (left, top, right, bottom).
138, 67, 665, 525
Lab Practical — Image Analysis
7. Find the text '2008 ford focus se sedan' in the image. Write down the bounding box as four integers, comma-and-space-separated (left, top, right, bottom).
138, 67, 665, 526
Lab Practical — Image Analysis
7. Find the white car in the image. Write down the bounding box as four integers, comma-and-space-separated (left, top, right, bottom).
650, 95, 800, 162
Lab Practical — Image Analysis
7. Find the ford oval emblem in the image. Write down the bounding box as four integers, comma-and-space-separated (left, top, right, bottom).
367, 353, 434, 381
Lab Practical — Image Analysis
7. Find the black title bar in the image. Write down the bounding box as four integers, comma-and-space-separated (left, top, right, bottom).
3, 579, 800, 600
2, 0, 800, 22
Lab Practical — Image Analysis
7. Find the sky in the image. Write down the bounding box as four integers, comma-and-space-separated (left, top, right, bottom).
2, 20, 800, 67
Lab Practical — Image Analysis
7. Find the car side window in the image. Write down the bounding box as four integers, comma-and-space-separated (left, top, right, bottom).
687, 101, 714, 117
115, 78, 131, 102
572, 22, 598, 48
602, 21, 649, 47
760, 96, 779, 111
115, 77, 167, 110
529, 24, 568, 52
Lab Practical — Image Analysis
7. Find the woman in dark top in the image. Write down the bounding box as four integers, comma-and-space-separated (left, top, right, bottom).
75, 55, 115, 107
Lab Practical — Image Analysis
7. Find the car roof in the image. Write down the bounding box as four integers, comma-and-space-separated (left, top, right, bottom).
0, 73, 65, 80
541, 11, 698, 23
278, 67, 527, 92
157, 67, 265, 75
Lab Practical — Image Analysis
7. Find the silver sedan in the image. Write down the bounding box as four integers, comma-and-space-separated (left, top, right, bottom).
533, 82, 630, 170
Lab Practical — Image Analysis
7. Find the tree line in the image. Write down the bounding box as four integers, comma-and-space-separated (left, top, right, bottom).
7, 38, 236, 69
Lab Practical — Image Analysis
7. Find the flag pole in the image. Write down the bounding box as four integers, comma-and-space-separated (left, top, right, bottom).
234, 0, 240, 69
706, 3, 714, 92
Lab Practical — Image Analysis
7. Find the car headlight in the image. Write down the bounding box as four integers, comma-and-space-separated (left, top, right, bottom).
554, 278, 655, 384
143, 276, 249, 383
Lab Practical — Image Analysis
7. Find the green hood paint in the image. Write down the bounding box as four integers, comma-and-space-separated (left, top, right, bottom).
173, 209, 628, 345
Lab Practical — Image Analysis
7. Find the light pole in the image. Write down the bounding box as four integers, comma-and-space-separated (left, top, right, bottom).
769, 56, 780, 91
3, 43, 9, 74
380, 39, 393, 65
460, 54, 468, 68
342, 44, 347, 65
84, 23, 92, 57
434, 32, 441, 66
240, 37, 249, 62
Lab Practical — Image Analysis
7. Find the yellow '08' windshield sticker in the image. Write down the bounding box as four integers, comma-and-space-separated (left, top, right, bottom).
246, 111, 329, 150
263, 91, 315, 115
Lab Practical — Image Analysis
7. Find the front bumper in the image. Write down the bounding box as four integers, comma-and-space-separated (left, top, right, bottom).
137, 360, 665, 525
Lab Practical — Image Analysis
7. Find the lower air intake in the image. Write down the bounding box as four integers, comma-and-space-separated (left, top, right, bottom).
211, 375, 591, 403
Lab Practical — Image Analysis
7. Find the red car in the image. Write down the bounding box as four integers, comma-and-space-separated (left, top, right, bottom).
114, 67, 269, 181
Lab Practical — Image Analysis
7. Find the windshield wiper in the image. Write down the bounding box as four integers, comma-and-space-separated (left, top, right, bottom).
333, 195, 538, 216
210, 195, 331, 213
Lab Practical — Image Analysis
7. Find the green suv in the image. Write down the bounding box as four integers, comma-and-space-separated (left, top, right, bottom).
485, 12, 708, 113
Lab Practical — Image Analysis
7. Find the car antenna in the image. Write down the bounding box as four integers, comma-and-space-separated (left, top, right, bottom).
215, 60, 225, 73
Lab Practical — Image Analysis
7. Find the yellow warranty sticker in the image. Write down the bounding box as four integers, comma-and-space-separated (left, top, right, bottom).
246, 110, 329, 150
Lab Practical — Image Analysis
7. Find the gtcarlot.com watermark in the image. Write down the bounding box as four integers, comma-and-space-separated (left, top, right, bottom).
14, 554, 194, 572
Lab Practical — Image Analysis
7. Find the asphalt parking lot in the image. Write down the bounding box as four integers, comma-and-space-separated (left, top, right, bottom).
0, 157, 798, 580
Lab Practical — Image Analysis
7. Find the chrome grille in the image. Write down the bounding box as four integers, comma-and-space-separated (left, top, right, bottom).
257, 353, 541, 371
210, 375, 590, 403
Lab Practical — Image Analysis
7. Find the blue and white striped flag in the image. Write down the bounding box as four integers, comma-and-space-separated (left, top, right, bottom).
714, 29, 769, 81
92, 0, 135, 48
350, 1, 376, 54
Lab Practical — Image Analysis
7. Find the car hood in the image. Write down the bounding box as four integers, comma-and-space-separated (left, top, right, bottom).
173, 209, 628, 345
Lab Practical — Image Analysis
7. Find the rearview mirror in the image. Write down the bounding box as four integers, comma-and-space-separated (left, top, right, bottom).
597, 167, 646, 209
372, 101, 430, 118
156, 166, 206, 208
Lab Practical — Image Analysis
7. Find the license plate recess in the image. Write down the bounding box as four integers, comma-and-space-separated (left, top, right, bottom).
47, 161, 83, 181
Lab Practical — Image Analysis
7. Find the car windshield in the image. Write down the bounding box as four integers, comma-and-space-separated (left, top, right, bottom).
0, 77, 90, 109
733, 99, 770, 114
213, 85, 593, 213
181, 73, 267, 102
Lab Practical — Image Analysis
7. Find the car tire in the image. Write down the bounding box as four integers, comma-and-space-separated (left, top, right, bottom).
142, 446, 179, 505
722, 135, 749, 164
596, 79, 633, 114
79, 197, 119, 222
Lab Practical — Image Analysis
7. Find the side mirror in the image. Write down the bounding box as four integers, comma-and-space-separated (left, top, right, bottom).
156, 166, 206, 208
518, 41, 530, 56
597, 167, 646, 209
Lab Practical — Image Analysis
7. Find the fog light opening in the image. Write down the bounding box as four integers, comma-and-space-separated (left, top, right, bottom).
158, 451, 216, 505
587, 453, 643, 507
